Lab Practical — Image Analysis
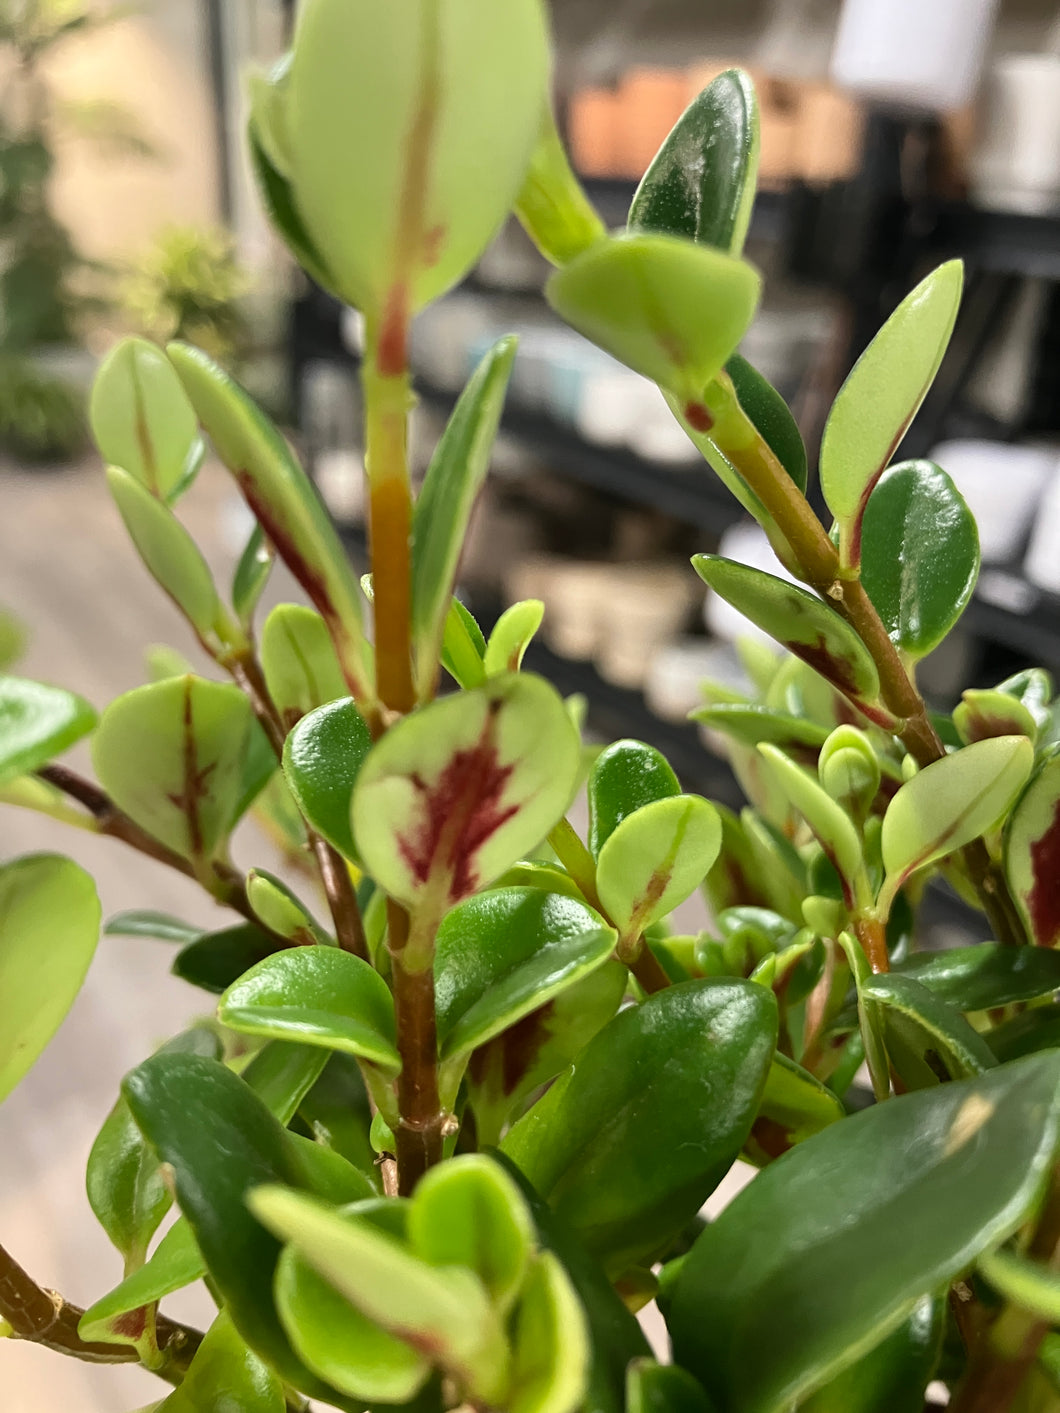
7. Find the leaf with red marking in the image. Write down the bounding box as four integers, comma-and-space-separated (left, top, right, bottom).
92, 676, 256, 866
352, 675, 580, 916
692, 556, 880, 706
1005, 748, 1060, 948
954, 688, 1038, 748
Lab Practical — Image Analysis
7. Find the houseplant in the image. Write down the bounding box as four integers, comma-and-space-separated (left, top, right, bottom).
3, 3, 1060, 1410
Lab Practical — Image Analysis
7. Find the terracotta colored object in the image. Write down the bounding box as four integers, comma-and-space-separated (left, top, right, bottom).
618, 68, 689, 177
568, 86, 622, 177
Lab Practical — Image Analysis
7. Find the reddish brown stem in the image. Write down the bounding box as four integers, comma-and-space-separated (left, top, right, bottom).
387, 901, 445, 1193
855, 914, 889, 974
630, 945, 672, 995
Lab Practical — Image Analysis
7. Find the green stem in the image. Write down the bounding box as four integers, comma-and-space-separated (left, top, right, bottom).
548, 817, 602, 911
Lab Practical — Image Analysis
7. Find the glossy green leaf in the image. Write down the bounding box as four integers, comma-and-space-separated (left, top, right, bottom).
796, 1296, 943, 1413
412, 338, 517, 698
692, 703, 829, 753
515, 104, 607, 266
156, 1310, 284, 1413
860, 460, 979, 659
817, 725, 880, 821
725, 354, 808, 494
260, 603, 346, 729
629, 68, 758, 256
751, 1053, 844, 1157
282, 696, 372, 863
466, 962, 628, 1148
955, 688, 1038, 747
105, 910, 202, 944
106, 466, 224, 644
93, 676, 255, 865
409, 1155, 534, 1314
628, 1362, 717, 1413
547, 234, 761, 408
122, 1053, 364, 1407
987, 1007, 1060, 1064
250, 1187, 508, 1404
442, 597, 489, 689
596, 795, 721, 942
274, 1234, 431, 1403
352, 674, 580, 919
979, 1245, 1060, 1324
232, 524, 274, 629
0, 675, 96, 786
434, 887, 616, 1067
587, 739, 681, 859
0, 855, 100, 1102
897, 942, 1060, 1013
880, 736, 1034, 909
693, 556, 881, 704
496, 860, 584, 900
167, 343, 373, 704
509, 1252, 590, 1413
87, 1026, 221, 1267
484, 599, 544, 678
90, 337, 198, 500
246, 870, 326, 946
757, 745, 863, 904
297, 1054, 377, 1181
79, 1218, 205, 1346
997, 668, 1054, 731
820, 262, 964, 568
863, 973, 996, 1089
171, 923, 278, 995
503, 979, 777, 1273
669, 1054, 1060, 1413
284, 0, 549, 314
835, 931, 891, 1103
1006, 748, 1060, 947
219, 948, 400, 1072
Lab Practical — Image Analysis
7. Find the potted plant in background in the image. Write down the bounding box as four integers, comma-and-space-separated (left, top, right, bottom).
3, 3, 1060, 1411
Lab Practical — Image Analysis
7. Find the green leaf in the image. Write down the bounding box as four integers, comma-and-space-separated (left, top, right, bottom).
997, 668, 1054, 731
248, 116, 338, 295
979, 1245, 1060, 1325
106, 466, 224, 643
484, 600, 544, 678
835, 931, 890, 1103
627, 1361, 718, 1413
896, 942, 1060, 1013
725, 355, 808, 495
954, 688, 1038, 747
434, 887, 616, 1069
412, 339, 517, 698
352, 674, 580, 920
105, 910, 202, 944
820, 262, 964, 569
496, 860, 584, 900
596, 795, 721, 943
466, 962, 628, 1149
628, 68, 759, 257
668, 1054, 1060, 1413
250, 1187, 509, 1405
282, 696, 373, 863
121, 1053, 364, 1407
1006, 748, 1060, 948
79, 1219, 205, 1345
442, 598, 488, 689
987, 1007, 1060, 1064
515, 104, 607, 266
0, 675, 97, 786
260, 603, 346, 729
757, 745, 864, 904
587, 739, 681, 859
880, 736, 1034, 908
219, 948, 400, 1072
171, 923, 278, 995
232, 524, 274, 630
503, 979, 777, 1273
409, 1155, 534, 1314
509, 1251, 590, 1413
167, 343, 373, 704
750, 1054, 844, 1156
694, 704, 831, 754
817, 726, 881, 822
156, 1311, 284, 1413
247, 870, 327, 946
274, 1232, 431, 1403
863, 973, 996, 1089
90, 337, 199, 501
87, 1026, 221, 1267
796, 1296, 943, 1413
296, 1054, 377, 1181
0, 855, 100, 1102
860, 460, 980, 659
546, 234, 761, 408
93, 676, 256, 865
692, 556, 880, 704
283, 0, 549, 314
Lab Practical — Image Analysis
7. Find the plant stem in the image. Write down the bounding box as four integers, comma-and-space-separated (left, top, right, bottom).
854, 914, 889, 974
387, 901, 445, 1193
708, 399, 1027, 948
630, 946, 672, 995
363, 331, 415, 717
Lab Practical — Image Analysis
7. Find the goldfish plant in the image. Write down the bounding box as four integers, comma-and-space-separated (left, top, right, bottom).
3, 4, 1060, 1412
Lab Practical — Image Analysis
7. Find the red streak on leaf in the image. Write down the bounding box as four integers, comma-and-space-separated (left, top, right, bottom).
790, 635, 861, 698
111, 1307, 147, 1341
962, 710, 1023, 745
422, 223, 447, 268
684, 402, 714, 434
1028, 797, 1060, 946
378, 284, 409, 377
397, 702, 518, 904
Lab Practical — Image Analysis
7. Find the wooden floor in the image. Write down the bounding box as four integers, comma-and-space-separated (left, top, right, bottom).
0, 455, 309, 1411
